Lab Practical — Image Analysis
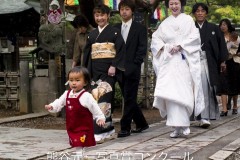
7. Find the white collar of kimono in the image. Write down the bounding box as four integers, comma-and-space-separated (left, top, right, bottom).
98, 24, 109, 33
197, 21, 205, 29
122, 18, 132, 28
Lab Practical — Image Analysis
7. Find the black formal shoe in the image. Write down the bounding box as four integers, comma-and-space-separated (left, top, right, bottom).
232, 109, 238, 115
131, 125, 149, 133
117, 130, 131, 138
220, 111, 228, 117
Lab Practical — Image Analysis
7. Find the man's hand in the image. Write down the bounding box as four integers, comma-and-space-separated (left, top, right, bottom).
108, 66, 116, 77
220, 62, 226, 72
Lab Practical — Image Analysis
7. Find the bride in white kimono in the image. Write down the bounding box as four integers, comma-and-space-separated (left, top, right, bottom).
151, 0, 205, 138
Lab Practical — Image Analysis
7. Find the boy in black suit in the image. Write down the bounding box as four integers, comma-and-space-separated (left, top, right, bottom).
115, 0, 149, 137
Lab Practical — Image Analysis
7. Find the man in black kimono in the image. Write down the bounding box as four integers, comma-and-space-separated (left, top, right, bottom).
83, 4, 125, 143
192, 3, 228, 128
115, 0, 149, 137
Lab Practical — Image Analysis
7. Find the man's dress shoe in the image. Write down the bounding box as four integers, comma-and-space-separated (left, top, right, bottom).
131, 125, 149, 133
117, 130, 131, 138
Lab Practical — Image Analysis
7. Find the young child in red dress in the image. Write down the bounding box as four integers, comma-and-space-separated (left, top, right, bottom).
45, 66, 105, 158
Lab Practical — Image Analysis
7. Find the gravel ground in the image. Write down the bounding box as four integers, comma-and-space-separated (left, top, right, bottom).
0, 105, 163, 132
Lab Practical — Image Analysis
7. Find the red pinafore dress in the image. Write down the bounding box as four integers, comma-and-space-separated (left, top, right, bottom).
66, 90, 96, 147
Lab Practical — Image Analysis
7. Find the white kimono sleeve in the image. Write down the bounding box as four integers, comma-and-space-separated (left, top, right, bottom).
49, 91, 68, 113
177, 16, 201, 54
151, 26, 165, 58
151, 26, 166, 75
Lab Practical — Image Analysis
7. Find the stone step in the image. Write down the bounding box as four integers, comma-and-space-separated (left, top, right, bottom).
209, 138, 240, 160
0, 112, 49, 124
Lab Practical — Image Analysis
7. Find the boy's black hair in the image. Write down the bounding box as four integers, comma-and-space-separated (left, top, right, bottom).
192, 3, 208, 14
72, 14, 89, 28
93, 4, 110, 15
219, 18, 235, 33
68, 66, 91, 91
230, 31, 238, 41
118, 0, 135, 12
165, 0, 186, 8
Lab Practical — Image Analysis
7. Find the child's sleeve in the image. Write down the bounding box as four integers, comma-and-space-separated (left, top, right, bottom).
80, 92, 105, 121
48, 91, 68, 113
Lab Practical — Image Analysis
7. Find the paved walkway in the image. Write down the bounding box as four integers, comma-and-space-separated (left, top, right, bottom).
0, 109, 240, 160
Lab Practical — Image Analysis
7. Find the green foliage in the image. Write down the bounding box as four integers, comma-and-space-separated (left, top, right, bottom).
114, 83, 123, 107
185, 0, 240, 25
214, 6, 240, 24
109, 14, 122, 25
66, 21, 75, 30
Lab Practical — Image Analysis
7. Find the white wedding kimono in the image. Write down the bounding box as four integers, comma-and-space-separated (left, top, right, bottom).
151, 13, 205, 126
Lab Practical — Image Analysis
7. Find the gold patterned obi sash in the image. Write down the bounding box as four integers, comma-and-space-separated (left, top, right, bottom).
91, 42, 116, 59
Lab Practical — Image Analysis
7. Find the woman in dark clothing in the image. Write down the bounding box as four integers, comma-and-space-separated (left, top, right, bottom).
219, 19, 240, 115
231, 43, 240, 114
83, 4, 125, 143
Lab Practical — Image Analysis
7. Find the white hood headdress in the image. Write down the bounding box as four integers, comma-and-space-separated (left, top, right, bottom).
49, 0, 60, 10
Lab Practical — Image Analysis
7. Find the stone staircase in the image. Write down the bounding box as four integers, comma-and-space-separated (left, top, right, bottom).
209, 138, 240, 160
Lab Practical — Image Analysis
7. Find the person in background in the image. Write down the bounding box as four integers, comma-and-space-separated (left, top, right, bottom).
229, 32, 240, 114
219, 19, 240, 115
192, 3, 228, 127
83, 4, 125, 143
71, 14, 94, 68
114, 0, 149, 138
45, 66, 105, 158
236, 44, 240, 104
151, 0, 204, 138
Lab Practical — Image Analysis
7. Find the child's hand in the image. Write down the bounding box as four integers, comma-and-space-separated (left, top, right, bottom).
45, 105, 53, 111
97, 119, 105, 127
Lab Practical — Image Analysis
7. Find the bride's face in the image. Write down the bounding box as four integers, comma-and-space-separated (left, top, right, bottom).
169, 0, 181, 17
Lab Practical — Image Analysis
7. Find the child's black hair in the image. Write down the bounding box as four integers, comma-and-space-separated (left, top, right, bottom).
68, 66, 91, 91
230, 31, 238, 41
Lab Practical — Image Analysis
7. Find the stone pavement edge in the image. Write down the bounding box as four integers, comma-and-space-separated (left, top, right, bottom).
0, 108, 240, 160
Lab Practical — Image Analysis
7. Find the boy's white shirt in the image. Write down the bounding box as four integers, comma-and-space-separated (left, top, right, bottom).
49, 89, 105, 122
